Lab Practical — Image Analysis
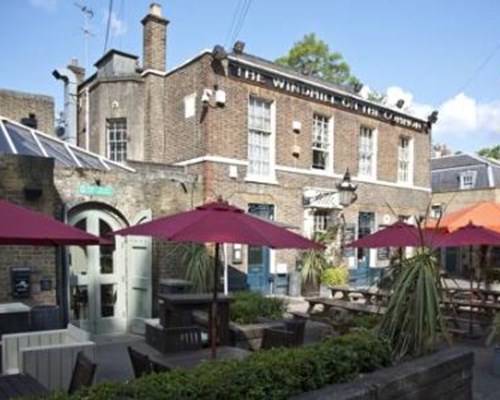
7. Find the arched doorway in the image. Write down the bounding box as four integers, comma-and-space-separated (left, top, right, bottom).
68, 207, 127, 334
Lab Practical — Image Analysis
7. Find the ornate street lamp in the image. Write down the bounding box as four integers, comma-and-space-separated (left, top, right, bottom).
336, 169, 358, 207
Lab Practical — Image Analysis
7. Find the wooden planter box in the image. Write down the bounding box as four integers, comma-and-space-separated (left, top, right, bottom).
192, 311, 284, 350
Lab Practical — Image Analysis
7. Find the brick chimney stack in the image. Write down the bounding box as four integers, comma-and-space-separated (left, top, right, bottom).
141, 3, 169, 71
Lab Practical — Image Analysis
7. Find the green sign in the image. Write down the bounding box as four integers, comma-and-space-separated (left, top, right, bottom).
79, 184, 114, 197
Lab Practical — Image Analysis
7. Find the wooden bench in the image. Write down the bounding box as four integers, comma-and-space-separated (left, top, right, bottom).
306, 297, 387, 315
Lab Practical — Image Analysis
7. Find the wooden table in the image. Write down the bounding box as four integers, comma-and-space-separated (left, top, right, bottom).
0, 374, 49, 400
132, 342, 250, 370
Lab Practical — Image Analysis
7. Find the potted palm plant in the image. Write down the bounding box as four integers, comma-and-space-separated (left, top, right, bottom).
300, 229, 335, 295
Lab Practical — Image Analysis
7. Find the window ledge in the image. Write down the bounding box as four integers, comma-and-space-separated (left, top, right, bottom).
244, 175, 279, 185
310, 168, 334, 176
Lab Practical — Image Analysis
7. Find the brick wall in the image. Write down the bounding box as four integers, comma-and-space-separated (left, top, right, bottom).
0, 89, 55, 134
294, 348, 473, 400
163, 54, 211, 164
432, 188, 500, 214
0, 154, 60, 304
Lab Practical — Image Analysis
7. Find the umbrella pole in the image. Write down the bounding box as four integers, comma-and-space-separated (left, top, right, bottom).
211, 243, 220, 360
469, 245, 473, 336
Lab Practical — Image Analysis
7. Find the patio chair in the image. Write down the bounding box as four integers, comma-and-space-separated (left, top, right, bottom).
68, 351, 97, 394
261, 328, 295, 350
162, 326, 203, 353
127, 346, 153, 378
284, 319, 306, 347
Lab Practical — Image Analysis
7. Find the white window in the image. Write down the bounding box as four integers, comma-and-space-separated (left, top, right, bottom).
359, 126, 376, 178
247, 97, 274, 179
398, 136, 412, 183
313, 209, 329, 232
106, 118, 127, 162
430, 204, 442, 219
460, 171, 477, 189
184, 93, 196, 119
312, 114, 332, 171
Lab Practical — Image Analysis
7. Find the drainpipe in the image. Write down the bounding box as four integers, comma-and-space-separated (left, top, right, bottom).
85, 86, 90, 151
52, 68, 78, 146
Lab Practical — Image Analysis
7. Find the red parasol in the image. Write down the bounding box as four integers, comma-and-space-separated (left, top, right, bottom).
114, 199, 322, 358
0, 198, 105, 245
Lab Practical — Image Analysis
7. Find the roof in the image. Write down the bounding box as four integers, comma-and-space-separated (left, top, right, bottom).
431, 153, 500, 192
233, 52, 353, 96
0, 116, 134, 172
94, 49, 139, 68
228, 52, 428, 124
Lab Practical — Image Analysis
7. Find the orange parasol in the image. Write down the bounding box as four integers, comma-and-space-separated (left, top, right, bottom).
426, 202, 500, 233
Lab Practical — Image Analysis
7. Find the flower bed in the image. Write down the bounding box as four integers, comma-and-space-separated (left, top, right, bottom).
44, 331, 390, 400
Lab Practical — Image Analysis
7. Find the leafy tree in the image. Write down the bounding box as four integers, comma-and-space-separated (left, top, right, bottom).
478, 145, 500, 160
276, 33, 361, 87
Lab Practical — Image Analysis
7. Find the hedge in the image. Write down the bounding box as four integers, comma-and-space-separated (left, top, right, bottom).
43, 331, 390, 400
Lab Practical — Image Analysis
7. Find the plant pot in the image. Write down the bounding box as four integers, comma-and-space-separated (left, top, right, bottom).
493, 345, 500, 376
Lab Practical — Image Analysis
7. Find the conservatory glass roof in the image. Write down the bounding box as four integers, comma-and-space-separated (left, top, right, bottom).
0, 116, 134, 172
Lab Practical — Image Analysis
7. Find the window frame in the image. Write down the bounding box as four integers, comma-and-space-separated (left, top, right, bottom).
459, 170, 477, 190
106, 118, 127, 162
397, 136, 413, 184
246, 96, 276, 183
311, 114, 333, 172
358, 126, 377, 179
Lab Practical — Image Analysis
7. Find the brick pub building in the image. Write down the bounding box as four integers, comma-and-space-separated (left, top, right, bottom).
79, 3, 433, 292
0, 3, 434, 335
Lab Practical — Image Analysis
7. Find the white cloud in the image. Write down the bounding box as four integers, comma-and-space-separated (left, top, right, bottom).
30, 0, 57, 12
381, 87, 500, 152
386, 86, 414, 107
103, 11, 127, 37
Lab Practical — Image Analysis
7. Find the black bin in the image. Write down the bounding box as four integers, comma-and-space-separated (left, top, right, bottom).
31, 305, 60, 331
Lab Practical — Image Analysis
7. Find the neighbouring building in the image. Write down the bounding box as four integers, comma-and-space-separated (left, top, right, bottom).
431, 152, 500, 278
0, 88, 55, 134
0, 115, 201, 335
76, 3, 435, 291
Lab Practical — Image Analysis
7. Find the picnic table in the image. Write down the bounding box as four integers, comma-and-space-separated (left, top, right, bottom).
132, 342, 250, 370
444, 287, 500, 304
329, 286, 391, 305
0, 374, 49, 400
306, 297, 387, 315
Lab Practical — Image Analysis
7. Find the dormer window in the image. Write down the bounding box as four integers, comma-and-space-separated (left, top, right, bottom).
459, 171, 477, 190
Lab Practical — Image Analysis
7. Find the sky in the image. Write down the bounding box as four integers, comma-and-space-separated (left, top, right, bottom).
1, 0, 500, 154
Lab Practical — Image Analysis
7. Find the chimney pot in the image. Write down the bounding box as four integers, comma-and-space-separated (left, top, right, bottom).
149, 3, 162, 17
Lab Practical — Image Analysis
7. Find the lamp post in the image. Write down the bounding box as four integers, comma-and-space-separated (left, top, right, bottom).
336, 169, 358, 208
335, 169, 358, 262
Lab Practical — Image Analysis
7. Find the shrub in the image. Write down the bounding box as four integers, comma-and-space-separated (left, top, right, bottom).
348, 314, 381, 330
320, 266, 348, 287
43, 331, 390, 400
229, 291, 287, 324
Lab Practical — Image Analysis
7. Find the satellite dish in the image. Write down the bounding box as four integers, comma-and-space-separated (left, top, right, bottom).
55, 125, 66, 138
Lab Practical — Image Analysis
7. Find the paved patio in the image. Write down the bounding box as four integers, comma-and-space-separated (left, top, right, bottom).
91, 297, 500, 399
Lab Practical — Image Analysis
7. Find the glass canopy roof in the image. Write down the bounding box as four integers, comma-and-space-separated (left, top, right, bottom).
0, 116, 134, 172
